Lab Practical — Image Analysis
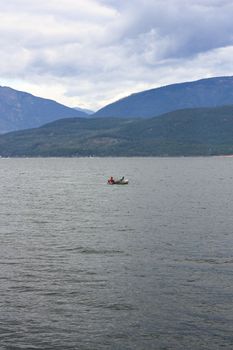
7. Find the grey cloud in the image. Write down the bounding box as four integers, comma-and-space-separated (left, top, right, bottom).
112, 0, 233, 59
0, 0, 232, 109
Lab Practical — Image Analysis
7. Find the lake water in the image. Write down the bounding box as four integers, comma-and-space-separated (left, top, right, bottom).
0, 157, 233, 350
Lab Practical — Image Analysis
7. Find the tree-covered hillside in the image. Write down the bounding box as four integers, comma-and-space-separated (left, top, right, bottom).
1, 105, 233, 157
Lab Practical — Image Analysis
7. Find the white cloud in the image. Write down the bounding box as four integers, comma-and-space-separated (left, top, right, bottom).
0, 0, 232, 110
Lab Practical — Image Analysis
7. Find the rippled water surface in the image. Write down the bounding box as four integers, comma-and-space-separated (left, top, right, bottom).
1, 157, 233, 350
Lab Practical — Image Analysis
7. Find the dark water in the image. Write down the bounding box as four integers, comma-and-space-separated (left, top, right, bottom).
1, 157, 233, 350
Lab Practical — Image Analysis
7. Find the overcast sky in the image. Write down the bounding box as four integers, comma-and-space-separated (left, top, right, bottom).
0, 0, 233, 110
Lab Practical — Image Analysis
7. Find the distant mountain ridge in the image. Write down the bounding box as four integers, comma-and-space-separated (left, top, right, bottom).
1, 76, 233, 135
1, 105, 233, 157
94, 76, 233, 118
0, 86, 88, 133
74, 107, 94, 115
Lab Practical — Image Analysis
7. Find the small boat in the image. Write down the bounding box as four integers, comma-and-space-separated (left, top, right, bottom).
108, 177, 129, 185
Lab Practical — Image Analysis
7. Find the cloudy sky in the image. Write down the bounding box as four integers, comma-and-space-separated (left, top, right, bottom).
0, 0, 233, 110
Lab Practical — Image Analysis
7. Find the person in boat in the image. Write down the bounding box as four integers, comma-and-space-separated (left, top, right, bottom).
109, 176, 115, 184
120, 176, 124, 182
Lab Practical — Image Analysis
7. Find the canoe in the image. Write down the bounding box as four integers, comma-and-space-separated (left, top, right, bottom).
108, 179, 129, 185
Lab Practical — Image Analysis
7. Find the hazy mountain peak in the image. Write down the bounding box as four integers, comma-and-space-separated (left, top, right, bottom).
74, 107, 94, 115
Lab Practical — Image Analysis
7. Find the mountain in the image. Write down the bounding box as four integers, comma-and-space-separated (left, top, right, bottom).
0, 86, 88, 133
0, 117, 134, 157
94, 76, 233, 119
74, 107, 94, 115
1, 105, 233, 157
2, 76, 232, 134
